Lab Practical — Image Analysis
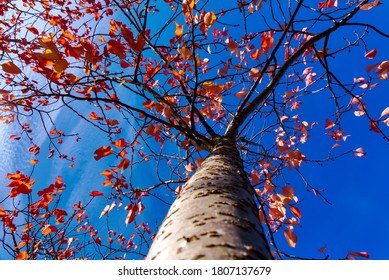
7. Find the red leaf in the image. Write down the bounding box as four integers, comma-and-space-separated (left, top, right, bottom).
370, 120, 380, 133
365, 49, 377, 59
348, 251, 370, 259
26, 26, 39, 35
107, 39, 126, 59
324, 118, 335, 129
90, 190, 104, 197
94, 146, 113, 160
94, 237, 102, 245
118, 158, 130, 171
125, 204, 138, 225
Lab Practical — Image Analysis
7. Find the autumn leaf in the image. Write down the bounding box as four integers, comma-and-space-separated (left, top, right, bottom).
16, 251, 28, 260
94, 146, 113, 160
370, 120, 380, 133
107, 39, 126, 59
125, 203, 138, 225
284, 226, 297, 248
113, 138, 128, 149
185, 162, 196, 174
42, 224, 58, 235
348, 251, 370, 259
289, 205, 301, 219
353, 147, 366, 157
174, 21, 183, 36
365, 49, 377, 59
376, 61, 389, 80
2, 62, 22, 75
324, 118, 335, 129
204, 11, 216, 29
90, 190, 105, 197
118, 158, 130, 171
361, 0, 382, 10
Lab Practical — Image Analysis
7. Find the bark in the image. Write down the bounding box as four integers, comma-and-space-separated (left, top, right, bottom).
146, 138, 273, 260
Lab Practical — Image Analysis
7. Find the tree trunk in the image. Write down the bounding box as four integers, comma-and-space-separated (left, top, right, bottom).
146, 139, 273, 260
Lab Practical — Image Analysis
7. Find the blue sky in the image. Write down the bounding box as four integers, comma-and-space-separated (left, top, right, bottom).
1, 1, 389, 260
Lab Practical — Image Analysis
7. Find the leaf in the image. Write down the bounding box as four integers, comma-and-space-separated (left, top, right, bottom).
227, 37, 238, 54
107, 39, 126, 59
318, 245, 327, 253
361, 0, 382, 10
365, 49, 377, 59
42, 225, 58, 235
185, 162, 196, 174
348, 251, 370, 259
234, 88, 246, 98
125, 203, 138, 225
113, 138, 128, 149
376, 60, 389, 80
90, 111, 103, 121
16, 251, 28, 260
94, 146, 113, 160
370, 120, 380, 133
53, 59, 69, 74
284, 226, 297, 248
324, 118, 335, 129
204, 11, 216, 29
26, 26, 39, 35
381, 107, 389, 118
118, 158, 130, 171
289, 205, 301, 219
2, 62, 22, 75
174, 21, 183, 36
90, 190, 104, 197
353, 147, 366, 157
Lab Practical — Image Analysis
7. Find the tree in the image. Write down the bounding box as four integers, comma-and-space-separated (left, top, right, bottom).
0, 0, 388, 260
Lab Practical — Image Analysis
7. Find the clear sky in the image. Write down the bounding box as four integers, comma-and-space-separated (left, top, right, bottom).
1, 1, 389, 260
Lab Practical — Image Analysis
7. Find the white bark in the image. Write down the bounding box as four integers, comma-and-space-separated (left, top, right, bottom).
146, 139, 273, 259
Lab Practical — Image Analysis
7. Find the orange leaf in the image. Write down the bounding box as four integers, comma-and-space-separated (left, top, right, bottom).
174, 21, 183, 36
53, 59, 69, 74
289, 205, 301, 219
107, 39, 126, 59
94, 146, 113, 160
16, 251, 28, 260
42, 225, 58, 235
204, 11, 216, 29
90, 111, 103, 121
2, 62, 22, 75
30, 159, 38, 165
113, 138, 128, 149
142, 100, 154, 110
